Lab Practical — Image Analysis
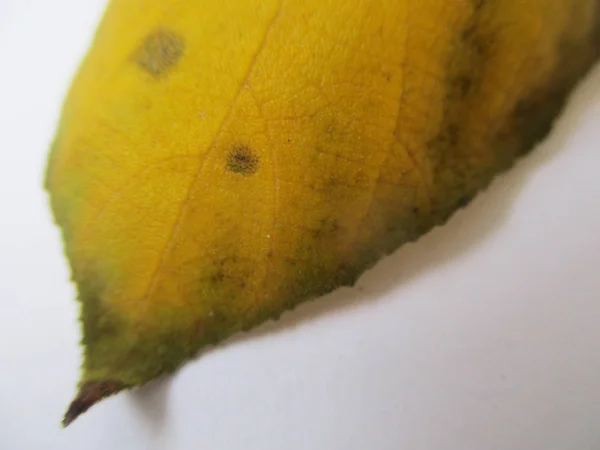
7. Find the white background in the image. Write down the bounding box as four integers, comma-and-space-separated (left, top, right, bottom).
1, 1, 600, 449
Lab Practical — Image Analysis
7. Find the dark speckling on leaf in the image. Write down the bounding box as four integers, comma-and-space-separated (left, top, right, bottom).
133, 28, 184, 77
226, 146, 259, 176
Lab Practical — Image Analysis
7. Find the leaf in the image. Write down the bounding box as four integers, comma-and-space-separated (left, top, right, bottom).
45, 0, 600, 426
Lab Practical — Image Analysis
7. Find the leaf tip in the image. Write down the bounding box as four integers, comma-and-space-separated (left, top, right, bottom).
62, 380, 128, 427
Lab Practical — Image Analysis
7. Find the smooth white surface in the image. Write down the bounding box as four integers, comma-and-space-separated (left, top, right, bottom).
1, 2, 600, 449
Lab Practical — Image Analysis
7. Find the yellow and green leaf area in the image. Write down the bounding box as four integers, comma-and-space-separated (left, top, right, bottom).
45, 0, 599, 414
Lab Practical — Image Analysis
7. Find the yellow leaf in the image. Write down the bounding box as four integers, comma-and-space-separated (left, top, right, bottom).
45, 0, 600, 426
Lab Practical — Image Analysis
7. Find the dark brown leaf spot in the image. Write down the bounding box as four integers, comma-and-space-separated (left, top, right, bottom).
226, 146, 259, 176
132, 28, 184, 77
452, 75, 474, 97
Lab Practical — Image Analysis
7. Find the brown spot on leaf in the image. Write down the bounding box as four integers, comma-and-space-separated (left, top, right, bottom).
226, 146, 259, 176
132, 28, 184, 77
452, 75, 474, 97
